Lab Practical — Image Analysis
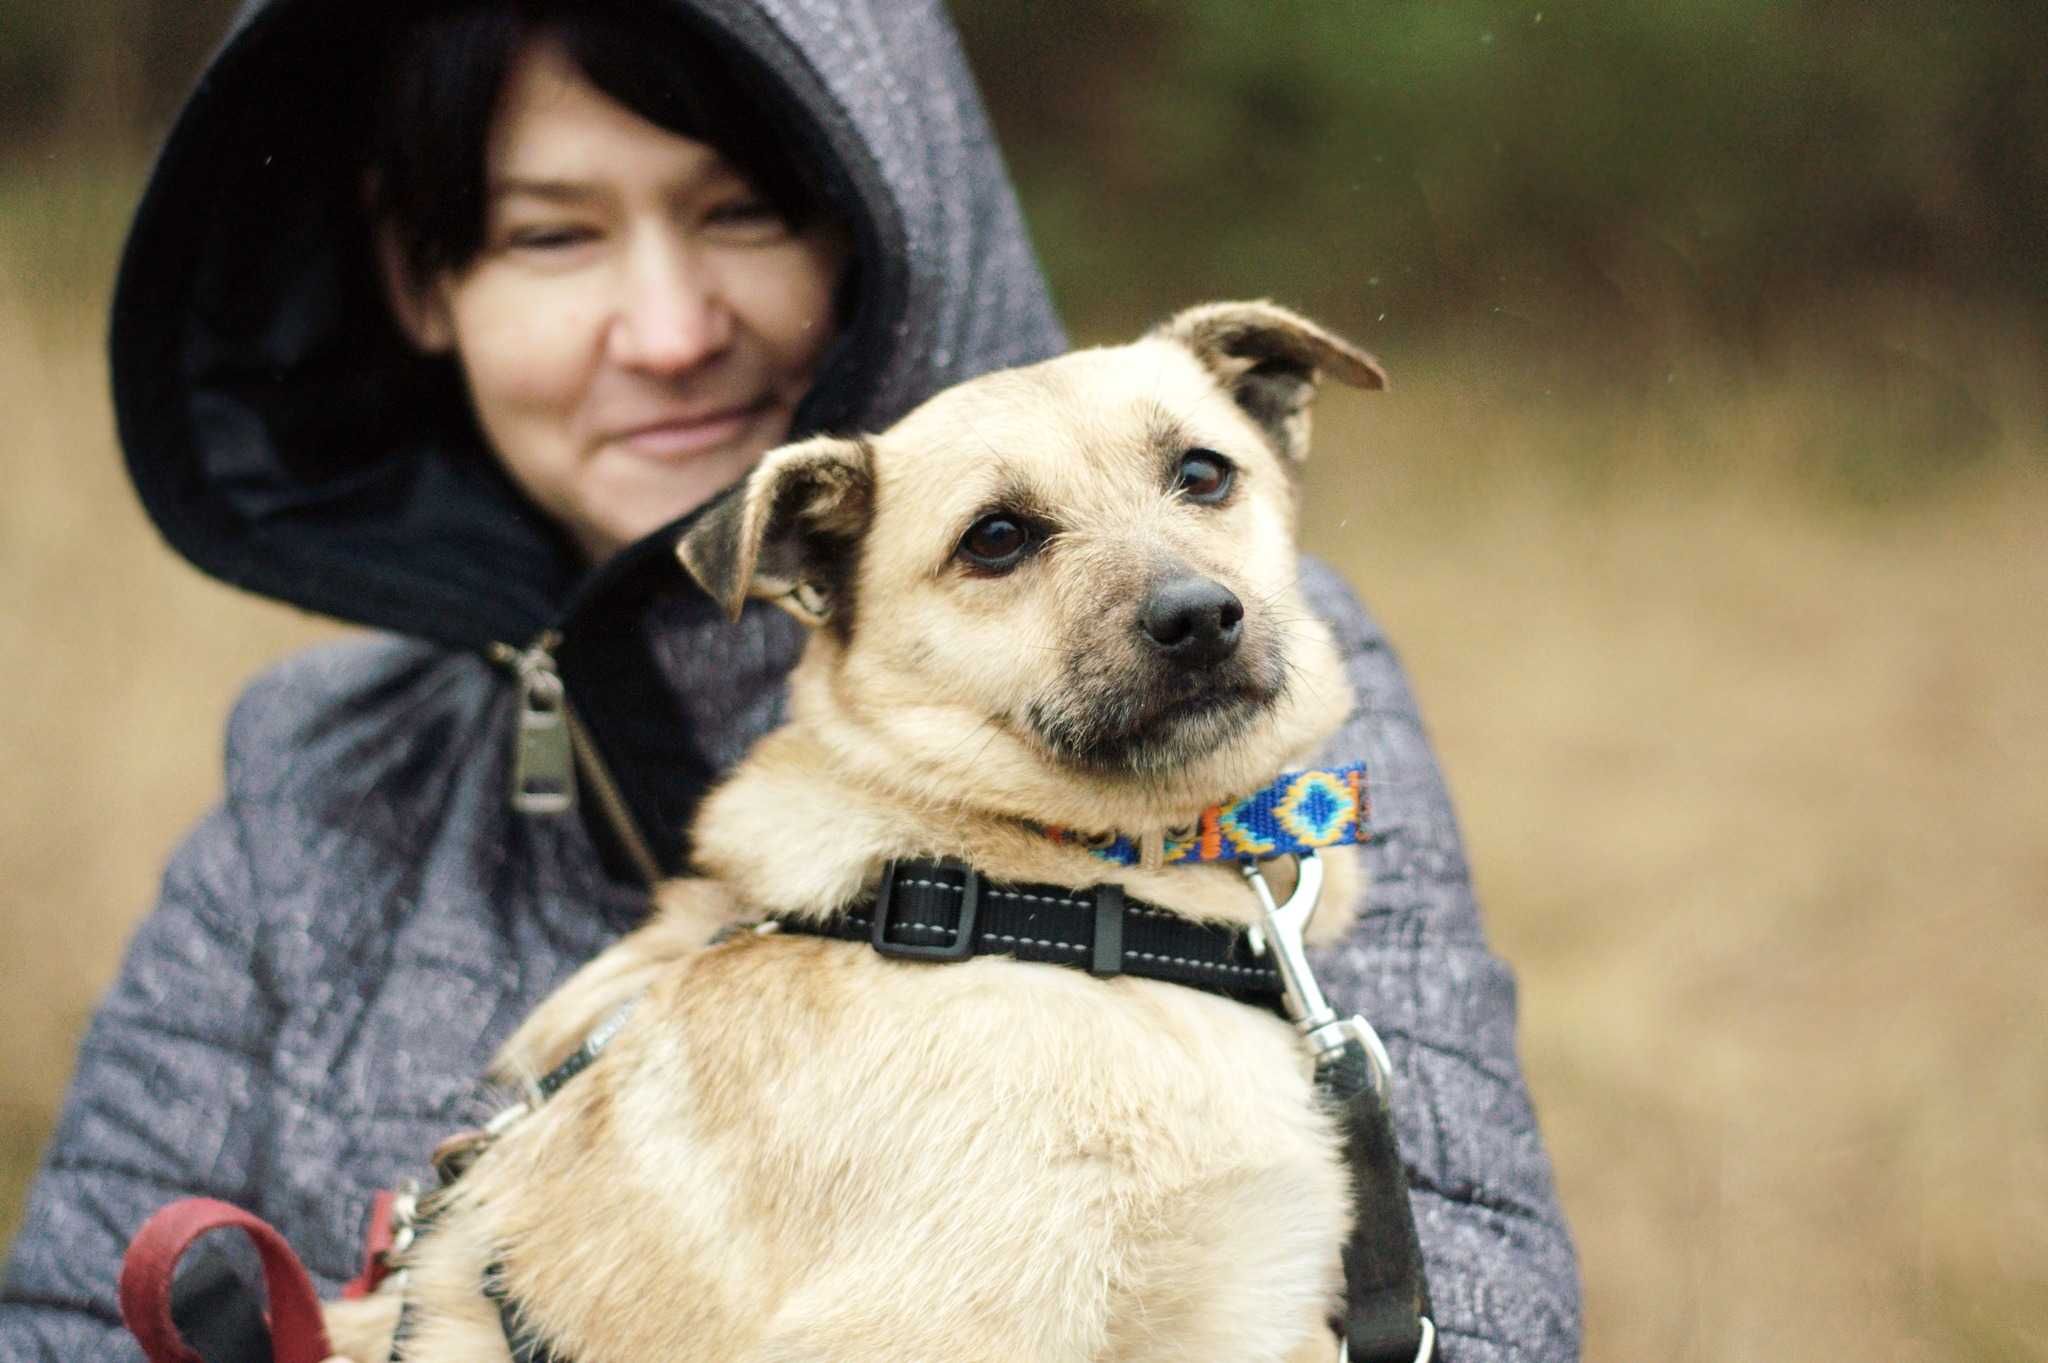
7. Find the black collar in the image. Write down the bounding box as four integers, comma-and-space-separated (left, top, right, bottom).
766, 858, 1287, 1010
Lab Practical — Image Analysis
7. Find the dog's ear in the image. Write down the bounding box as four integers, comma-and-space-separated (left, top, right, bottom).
1157, 300, 1386, 463
676, 436, 872, 627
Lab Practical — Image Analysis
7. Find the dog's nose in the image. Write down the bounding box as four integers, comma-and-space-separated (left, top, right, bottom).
1140, 576, 1244, 665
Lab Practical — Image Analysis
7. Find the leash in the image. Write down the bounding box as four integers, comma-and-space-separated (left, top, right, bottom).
119, 1198, 334, 1363
115, 1009, 632, 1363
1243, 856, 1437, 1363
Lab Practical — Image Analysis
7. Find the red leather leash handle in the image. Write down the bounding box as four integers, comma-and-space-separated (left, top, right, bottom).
120, 1198, 333, 1363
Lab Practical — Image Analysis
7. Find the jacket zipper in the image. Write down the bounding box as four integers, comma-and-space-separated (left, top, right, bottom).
487, 634, 664, 888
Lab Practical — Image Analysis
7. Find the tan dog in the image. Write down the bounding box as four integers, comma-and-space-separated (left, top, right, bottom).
327, 301, 1387, 1363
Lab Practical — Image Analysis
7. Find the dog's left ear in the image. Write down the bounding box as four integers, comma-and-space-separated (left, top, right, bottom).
676, 436, 872, 627
1157, 300, 1387, 463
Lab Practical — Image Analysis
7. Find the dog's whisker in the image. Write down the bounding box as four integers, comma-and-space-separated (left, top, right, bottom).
936, 714, 1003, 763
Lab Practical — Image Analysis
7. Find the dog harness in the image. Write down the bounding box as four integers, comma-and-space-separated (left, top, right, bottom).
391, 842, 1436, 1363
129, 769, 1431, 1363
773, 853, 1435, 1363
769, 852, 1436, 1362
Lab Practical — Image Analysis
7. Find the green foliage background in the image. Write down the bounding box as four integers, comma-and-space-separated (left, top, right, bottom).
963, 0, 2048, 346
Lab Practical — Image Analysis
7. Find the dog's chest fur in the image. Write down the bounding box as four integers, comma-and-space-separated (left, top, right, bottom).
356, 925, 1352, 1363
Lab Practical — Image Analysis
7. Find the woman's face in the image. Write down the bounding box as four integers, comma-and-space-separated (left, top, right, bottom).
393, 38, 847, 561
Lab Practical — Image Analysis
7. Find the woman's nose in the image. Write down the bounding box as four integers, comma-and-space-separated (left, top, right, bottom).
606, 233, 732, 373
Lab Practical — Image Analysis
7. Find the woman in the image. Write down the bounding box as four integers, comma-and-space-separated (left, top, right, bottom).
0, 1, 1580, 1359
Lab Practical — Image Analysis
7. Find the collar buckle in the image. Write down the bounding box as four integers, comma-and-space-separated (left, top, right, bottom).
869, 859, 982, 960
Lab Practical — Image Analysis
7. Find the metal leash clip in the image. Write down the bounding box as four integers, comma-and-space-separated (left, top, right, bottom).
1240, 852, 1394, 1094
1242, 852, 1434, 1363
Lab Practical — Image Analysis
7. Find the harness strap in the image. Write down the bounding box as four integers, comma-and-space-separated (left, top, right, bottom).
404, 866, 1432, 1362
382, 1003, 638, 1363
769, 858, 1286, 1008
534, 1002, 637, 1101
485, 1261, 570, 1363
801, 854, 1435, 1361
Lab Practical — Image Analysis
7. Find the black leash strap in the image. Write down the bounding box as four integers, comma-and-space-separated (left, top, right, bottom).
1317, 1039, 1435, 1362
769, 858, 1287, 1008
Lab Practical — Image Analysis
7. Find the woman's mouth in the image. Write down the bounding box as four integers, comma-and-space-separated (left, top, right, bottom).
611, 399, 771, 460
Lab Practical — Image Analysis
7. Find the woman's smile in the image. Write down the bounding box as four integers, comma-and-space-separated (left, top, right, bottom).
605, 396, 776, 462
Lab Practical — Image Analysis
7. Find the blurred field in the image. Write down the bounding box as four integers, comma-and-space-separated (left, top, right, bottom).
1299, 333, 2048, 1360
5, 147, 2047, 1363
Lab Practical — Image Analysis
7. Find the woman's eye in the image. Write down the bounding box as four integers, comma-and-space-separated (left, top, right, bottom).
1174, 449, 1235, 503
710, 196, 778, 222
957, 515, 1034, 572
506, 225, 597, 252
705, 197, 790, 238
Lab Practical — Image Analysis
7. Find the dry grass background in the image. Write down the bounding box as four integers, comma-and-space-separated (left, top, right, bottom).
4, 160, 2045, 1361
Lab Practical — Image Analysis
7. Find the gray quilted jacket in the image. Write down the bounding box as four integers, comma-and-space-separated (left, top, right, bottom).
0, 0, 1580, 1358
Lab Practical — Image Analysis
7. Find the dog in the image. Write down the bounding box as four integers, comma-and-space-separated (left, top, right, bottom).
326, 300, 1389, 1363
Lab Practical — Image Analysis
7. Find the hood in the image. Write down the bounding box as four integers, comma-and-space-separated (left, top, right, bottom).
112, 0, 1066, 651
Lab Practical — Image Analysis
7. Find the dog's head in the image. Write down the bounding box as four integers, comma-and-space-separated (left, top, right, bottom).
678, 301, 1384, 826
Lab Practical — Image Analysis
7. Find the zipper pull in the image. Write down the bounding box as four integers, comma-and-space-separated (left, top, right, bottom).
493, 635, 577, 816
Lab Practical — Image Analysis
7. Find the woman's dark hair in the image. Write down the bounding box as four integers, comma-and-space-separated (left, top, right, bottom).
368, 0, 828, 290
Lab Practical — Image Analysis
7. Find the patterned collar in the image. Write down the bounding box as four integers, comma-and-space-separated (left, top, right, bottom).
1041, 763, 1369, 868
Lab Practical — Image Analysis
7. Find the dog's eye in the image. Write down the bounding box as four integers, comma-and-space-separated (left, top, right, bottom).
1174, 449, 1235, 504
958, 514, 1034, 572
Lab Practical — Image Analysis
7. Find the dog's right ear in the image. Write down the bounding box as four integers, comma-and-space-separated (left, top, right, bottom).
676, 436, 873, 627
1157, 300, 1386, 464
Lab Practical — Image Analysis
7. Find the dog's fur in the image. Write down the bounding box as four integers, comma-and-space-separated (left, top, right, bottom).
326, 301, 1386, 1363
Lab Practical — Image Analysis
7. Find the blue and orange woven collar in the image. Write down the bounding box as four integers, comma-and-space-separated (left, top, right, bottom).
1042, 763, 1369, 867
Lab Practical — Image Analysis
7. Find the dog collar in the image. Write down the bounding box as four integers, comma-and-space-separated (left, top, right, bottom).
1042, 762, 1369, 868
769, 859, 1287, 1009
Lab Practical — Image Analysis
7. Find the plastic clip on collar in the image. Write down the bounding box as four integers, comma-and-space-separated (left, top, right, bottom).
1242, 853, 1437, 1363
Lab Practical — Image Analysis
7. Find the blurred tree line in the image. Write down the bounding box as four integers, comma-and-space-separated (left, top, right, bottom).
952, 0, 2047, 346
5, 0, 2044, 348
